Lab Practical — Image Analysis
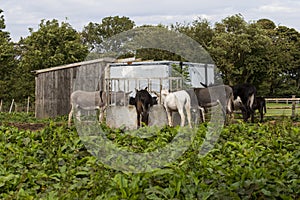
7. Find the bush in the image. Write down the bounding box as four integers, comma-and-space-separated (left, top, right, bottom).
0, 114, 299, 199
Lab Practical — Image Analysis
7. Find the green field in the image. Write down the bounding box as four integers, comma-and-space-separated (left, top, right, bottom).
233, 102, 299, 121
265, 103, 299, 117
0, 112, 299, 199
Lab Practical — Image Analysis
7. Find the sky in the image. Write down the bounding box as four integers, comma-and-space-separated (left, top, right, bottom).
1, 0, 300, 42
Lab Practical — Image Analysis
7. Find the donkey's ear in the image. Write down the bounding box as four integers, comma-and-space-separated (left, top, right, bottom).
152, 91, 159, 96
144, 87, 148, 90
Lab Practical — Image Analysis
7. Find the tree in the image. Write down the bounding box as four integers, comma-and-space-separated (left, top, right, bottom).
81, 16, 135, 51
262, 25, 300, 96
135, 25, 183, 61
208, 14, 300, 97
257, 19, 276, 30
208, 14, 271, 87
0, 9, 16, 100
134, 24, 213, 63
13, 19, 88, 99
171, 17, 214, 50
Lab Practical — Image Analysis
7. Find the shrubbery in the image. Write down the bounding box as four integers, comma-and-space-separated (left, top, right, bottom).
0, 113, 299, 199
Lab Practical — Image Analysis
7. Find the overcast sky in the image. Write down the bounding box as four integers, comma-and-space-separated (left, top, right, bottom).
1, 0, 300, 42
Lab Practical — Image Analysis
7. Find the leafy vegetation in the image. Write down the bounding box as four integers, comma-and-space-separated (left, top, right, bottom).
0, 113, 299, 199
0, 9, 16, 101
0, 9, 300, 198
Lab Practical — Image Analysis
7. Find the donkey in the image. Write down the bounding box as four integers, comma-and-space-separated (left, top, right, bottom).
134, 87, 155, 128
232, 83, 257, 122
253, 97, 267, 122
158, 89, 192, 128
234, 96, 266, 122
68, 90, 131, 127
193, 84, 234, 123
68, 90, 105, 127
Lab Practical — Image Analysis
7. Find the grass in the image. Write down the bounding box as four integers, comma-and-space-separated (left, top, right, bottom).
265, 102, 299, 116
232, 102, 299, 121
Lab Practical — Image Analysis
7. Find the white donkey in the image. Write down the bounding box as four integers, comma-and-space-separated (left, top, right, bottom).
68, 90, 131, 127
159, 89, 192, 128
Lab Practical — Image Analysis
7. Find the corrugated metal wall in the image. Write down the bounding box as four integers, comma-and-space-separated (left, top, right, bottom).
35, 59, 112, 119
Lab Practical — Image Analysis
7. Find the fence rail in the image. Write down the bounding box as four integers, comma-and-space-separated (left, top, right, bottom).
105, 77, 184, 93
265, 97, 300, 104
264, 96, 299, 118
230, 96, 299, 120
0, 97, 34, 113
1, 95, 299, 119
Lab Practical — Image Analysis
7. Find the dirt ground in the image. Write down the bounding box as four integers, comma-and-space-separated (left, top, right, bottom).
1, 122, 47, 131
0, 119, 299, 132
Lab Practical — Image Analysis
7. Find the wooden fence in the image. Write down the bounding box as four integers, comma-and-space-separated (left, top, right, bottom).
1, 95, 299, 120
264, 96, 299, 118
222, 96, 299, 120
0, 97, 34, 113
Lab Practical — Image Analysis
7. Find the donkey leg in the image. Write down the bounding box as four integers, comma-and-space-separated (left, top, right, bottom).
178, 108, 185, 127
75, 110, 81, 121
166, 109, 173, 127
137, 113, 141, 128
99, 106, 106, 123
198, 106, 205, 123
141, 112, 149, 127
250, 112, 255, 123
259, 108, 264, 122
185, 102, 192, 128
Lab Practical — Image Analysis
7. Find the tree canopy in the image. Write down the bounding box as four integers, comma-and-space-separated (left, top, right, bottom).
12, 19, 88, 99
81, 16, 135, 51
0, 9, 17, 100
174, 14, 300, 96
0, 10, 299, 104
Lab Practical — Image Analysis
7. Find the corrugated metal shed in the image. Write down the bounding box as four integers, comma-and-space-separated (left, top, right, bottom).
34, 58, 114, 119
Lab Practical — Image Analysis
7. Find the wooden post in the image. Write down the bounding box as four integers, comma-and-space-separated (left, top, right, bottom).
159, 81, 162, 104
0, 99, 2, 112
27, 96, 30, 114
9, 99, 14, 113
291, 95, 296, 119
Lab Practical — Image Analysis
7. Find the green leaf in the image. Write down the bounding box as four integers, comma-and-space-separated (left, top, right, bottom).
261, 188, 272, 196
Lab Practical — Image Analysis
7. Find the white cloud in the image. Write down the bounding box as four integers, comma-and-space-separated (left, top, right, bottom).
1, 0, 300, 41
258, 3, 296, 13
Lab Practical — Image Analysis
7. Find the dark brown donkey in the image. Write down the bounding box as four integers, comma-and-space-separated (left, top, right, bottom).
133, 87, 156, 128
